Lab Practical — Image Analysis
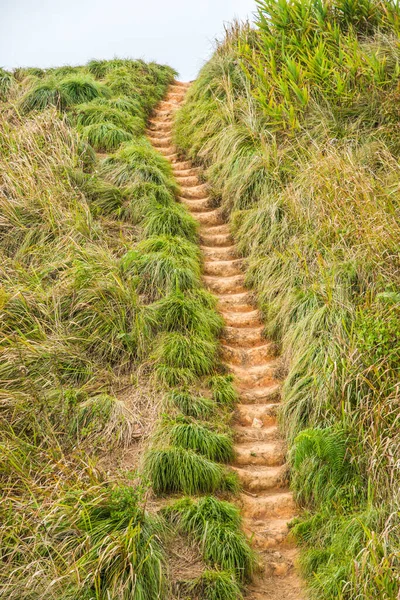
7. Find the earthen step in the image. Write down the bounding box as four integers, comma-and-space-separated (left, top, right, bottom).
173, 167, 200, 177
234, 424, 279, 443
179, 184, 208, 199
179, 197, 211, 212
243, 518, 292, 552
222, 325, 264, 347
220, 342, 276, 366
221, 308, 261, 327
149, 137, 172, 148
174, 175, 199, 186
148, 118, 172, 129
147, 128, 171, 138
235, 441, 285, 467
236, 403, 279, 427
216, 291, 253, 311
201, 245, 237, 260
171, 159, 192, 170
241, 491, 296, 520
203, 259, 243, 277
157, 145, 176, 156
233, 464, 286, 493
200, 233, 233, 247
228, 362, 278, 387
203, 274, 245, 294
239, 383, 281, 404
200, 223, 230, 236
194, 210, 223, 226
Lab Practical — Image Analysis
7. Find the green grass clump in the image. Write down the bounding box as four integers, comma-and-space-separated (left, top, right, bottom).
122, 247, 201, 300
165, 416, 234, 462
208, 374, 238, 406
0, 68, 15, 100
184, 570, 243, 600
74, 102, 143, 134
99, 138, 176, 189
142, 202, 198, 241
144, 447, 232, 495
167, 389, 215, 418
153, 332, 217, 377
20, 75, 107, 113
80, 122, 133, 152
155, 290, 224, 338
164, 496, 254, 581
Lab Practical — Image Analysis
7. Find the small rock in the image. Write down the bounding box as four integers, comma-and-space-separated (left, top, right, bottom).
252, 417, 263, 428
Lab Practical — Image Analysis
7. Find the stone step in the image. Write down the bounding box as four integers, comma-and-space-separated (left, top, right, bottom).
203, 259, 243, 277
234, 424, 279, 443
201, 245, 237, 260
239, 384, 281, 404
243, 518, 292, 552
203, 274, 245, 294
228, 362, 278, 387
195, 209, 224, 226
222, 325, 264, 347
221, 308, 261, 327
241, 491, 296, 520
171, 159, 192, 170
179, 184, 209, 199
179, 197, 211, 212
235, 441, 285, 467
216, 291, 253, 311
157, 145, 176, 156
149, 137, 172, 148
236, 403, 279, 427
174, 174, 199, 186
233, 464, 286, 493
220, 342, 276, 366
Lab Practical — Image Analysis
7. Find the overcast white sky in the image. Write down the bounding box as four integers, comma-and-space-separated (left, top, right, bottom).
1, 0, 256, 81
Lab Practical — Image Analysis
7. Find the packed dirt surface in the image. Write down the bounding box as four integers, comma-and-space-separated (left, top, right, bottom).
148, 82, 305, 600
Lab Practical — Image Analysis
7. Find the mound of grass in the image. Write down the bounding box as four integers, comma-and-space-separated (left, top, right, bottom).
163, 416, 234, 462
100, 139, 176, 189
167, 390, 216, 419
75, 102, 143, 134
144, 446, 232, 495
155, 290, 223, 338
20, 75, 107, 113
121, 246, 201, 300
184, 570, 243, 600
153, 332, 217, 377
80, 122, 134, 152
164, 496, 254, 581
208, 374, 239, 406
142, 202, 198, 241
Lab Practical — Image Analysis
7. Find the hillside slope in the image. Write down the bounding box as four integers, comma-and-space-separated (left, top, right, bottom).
173, 0, 400, 598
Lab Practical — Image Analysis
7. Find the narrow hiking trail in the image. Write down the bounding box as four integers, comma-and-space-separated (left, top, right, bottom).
148, 82, 304, 600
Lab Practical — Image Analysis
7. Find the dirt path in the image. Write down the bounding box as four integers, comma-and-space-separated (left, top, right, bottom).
148, 82, 304, 600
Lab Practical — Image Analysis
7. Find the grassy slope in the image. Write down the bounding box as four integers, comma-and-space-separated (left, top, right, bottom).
0, 60, 251, 599
173, 2, 400, 598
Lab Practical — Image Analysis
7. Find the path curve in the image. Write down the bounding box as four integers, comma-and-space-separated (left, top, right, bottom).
148, 81, 304, 600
